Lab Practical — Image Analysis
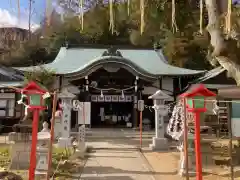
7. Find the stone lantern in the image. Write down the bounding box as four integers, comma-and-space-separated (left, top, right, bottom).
57, 88, 76, 148
148, 90, 171, 150
35, 124, 51, 177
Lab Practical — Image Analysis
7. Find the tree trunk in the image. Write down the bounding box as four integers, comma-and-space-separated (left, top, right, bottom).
205, 0, 240, 85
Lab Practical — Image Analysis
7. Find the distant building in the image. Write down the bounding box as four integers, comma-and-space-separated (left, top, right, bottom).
0, 66, 24, 132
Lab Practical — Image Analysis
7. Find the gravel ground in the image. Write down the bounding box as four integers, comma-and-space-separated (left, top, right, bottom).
143, 150, 238, 180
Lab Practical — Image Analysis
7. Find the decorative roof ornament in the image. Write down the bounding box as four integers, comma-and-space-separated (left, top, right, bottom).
102, 47, 122, 57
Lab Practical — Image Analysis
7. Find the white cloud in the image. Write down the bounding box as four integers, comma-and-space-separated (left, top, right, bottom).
0, 8, 39, 31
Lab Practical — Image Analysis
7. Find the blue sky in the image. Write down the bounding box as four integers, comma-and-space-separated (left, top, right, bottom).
5, 0, 46, 20
0, 0, 47, 30
0, 0, 239, 31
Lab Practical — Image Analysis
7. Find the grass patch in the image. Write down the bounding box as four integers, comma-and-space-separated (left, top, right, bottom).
51, 147, 85, 179
0, 145, 10, 170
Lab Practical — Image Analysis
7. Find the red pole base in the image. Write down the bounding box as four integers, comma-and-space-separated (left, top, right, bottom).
29, 110, 40, 180
194, 112, 203, 180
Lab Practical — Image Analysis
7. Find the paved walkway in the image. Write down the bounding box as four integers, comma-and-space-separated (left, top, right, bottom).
80, 142, 155, 180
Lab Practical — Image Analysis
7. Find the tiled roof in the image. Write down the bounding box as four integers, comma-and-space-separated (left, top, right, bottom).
14, 47, 205, 78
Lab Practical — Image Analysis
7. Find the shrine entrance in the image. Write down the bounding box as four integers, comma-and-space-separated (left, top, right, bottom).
89, 67, 136, 128
70, 66, 144, 128
68, 54, 161, 129
91, 100, 133, 128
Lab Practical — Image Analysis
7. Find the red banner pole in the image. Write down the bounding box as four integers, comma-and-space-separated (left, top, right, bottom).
139, 111, 143, 149
29, 109, 40, 180
194, 112, 203, 180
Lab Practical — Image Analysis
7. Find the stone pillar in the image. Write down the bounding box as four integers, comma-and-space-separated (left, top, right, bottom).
57, 89, 76, 148
53, 111, 62, 139
61, 103, 71, 137
149, 104, 168, 150
71, 125, 86, 159
154, 105, 166, 138
76, 125, 86, 155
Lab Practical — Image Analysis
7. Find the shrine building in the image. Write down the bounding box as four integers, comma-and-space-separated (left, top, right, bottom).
12, 45, 207, 129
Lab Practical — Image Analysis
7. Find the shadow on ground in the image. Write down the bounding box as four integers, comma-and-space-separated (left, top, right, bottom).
80, 176, 134, 180
87, 138, 152, 148
87, 138, 178, 153
82, 166, 177, 175
87, 154, 138, 158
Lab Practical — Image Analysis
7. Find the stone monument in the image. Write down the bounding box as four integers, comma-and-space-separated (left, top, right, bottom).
9, 133, 31, 170
57, 89, 76, 148
71, 125, 86, 159
149, 90, 171, 150
53, 110, 62, 139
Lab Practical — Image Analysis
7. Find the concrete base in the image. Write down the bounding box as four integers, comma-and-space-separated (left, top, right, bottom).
179, 169, 196, 177
58, 137, 72, 148
35, 170, 47, 179
149, 137, 168, 150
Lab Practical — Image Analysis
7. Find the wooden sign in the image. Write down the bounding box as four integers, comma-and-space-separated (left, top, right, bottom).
104, 95, 112, 102
111, 95, 118, 102
91, 95, 98, 102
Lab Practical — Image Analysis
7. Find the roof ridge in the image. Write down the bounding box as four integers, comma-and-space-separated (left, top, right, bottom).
65, 44, 155, 50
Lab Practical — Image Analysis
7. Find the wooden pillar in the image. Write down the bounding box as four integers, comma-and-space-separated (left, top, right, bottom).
59, 75, 63, 91
132, 76, 139, 128
159, 77, 162, 90
173, 77, 179, 101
